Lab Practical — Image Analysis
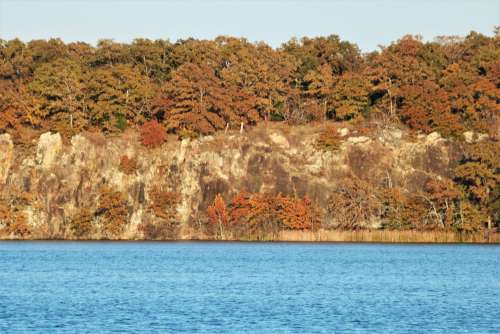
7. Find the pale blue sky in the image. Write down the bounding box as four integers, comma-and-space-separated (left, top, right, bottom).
0, 0, 498, 51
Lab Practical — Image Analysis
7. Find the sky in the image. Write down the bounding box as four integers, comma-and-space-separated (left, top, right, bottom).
0, 0, 498, 51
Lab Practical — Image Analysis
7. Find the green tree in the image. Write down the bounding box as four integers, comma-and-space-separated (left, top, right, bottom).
86, 64, 155, 131
29, 58, 88, 133
130, 38, 174, 82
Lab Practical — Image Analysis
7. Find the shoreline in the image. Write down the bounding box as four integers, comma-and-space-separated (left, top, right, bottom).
1, 230, 498, 244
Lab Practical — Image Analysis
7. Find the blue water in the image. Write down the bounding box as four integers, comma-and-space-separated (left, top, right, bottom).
0, 242, 499, 333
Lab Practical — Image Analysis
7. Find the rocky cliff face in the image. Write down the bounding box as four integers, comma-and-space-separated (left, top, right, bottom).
0, 124, 461, 239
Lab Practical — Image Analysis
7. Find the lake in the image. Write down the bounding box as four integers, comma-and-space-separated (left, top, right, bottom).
0, 242, 499, 333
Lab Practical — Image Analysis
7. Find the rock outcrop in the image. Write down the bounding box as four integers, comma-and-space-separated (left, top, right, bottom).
0, 124, 461, 238
0, 134, 14, 184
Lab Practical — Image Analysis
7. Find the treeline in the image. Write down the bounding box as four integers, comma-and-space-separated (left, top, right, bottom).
0, 32, 498, 141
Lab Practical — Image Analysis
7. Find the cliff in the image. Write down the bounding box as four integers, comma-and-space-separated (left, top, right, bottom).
3, 122, 487, 241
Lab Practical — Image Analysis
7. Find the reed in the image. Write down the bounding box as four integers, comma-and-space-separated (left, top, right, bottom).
276, 229, 500, 243
175, 228, 500, 243
1, 227, 498, 243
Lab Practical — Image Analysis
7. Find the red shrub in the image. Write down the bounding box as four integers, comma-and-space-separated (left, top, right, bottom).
207, 194, 230, 238
140, 120, 166, 148
209, 191, 319, 232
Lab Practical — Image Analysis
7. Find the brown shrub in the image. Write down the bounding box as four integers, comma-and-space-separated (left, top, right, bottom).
69, 208, 94, 238
0, 195, 32, 238
82, 130, 107, 146
315, 126, 343, 151
119, 155, 137, 175
140, 188, 181, 239
140, 120, 166, 148
4, 214, 31, 237
139, 220, 180, 240
327, 177, 382, 230
178, 127, 199, 140
0, 201, 9, 222
149, 188, 180, 220
96, 188, 129, 238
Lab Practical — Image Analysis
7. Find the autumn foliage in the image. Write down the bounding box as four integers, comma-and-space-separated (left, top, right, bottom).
95, 188, 129, 238
315, 126, 343, 151
1, 32, 497, 142
326, 173, 489, 232
207, 194, 230, 238
0, 194, 32, 238
140, 120, 166, 148
139, 188, 180, 239
69, 208, 94, 238
207, 191, 319, 238
119, 155, 137, 175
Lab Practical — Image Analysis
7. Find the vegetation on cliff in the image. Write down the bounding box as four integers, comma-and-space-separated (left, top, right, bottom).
0, 31, 498, 240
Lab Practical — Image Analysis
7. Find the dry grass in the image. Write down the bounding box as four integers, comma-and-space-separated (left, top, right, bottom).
277, 229, 500, 243
1, 228, 498, 243
153, 228, 500, 243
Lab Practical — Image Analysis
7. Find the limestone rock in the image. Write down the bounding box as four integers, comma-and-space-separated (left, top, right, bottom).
0, 133, 14, 184
425, 132, 443, 145
347, 136, 371, 144
463, 131, 488, 143
379, 128, 403, 143
463, 131, 474, 143
269, 132, 290, 149
337, 128, 350, 137
36, 132, 63, 169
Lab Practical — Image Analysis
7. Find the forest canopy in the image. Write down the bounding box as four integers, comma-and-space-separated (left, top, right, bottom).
1, 31, 498, 140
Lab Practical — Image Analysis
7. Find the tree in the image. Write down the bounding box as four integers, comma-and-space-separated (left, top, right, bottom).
130, 38, 174, 82
282, 35, 362, 77
330, 72, 371, 120
216, 37, 298, 120
275, 195, 318, 230
423, 177, 461, 229
0, 39, 33, 80
327, 177, 382, 229
365, 36, 433, 118
303, 64, 335, 118
207, 194, 229, 238
0, 81, 43, 132
89, 39, 131, 67
86, 64, 155, 131
29, 58, 88, 134
454, 142, 500, 227
155, 62, 258, 134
